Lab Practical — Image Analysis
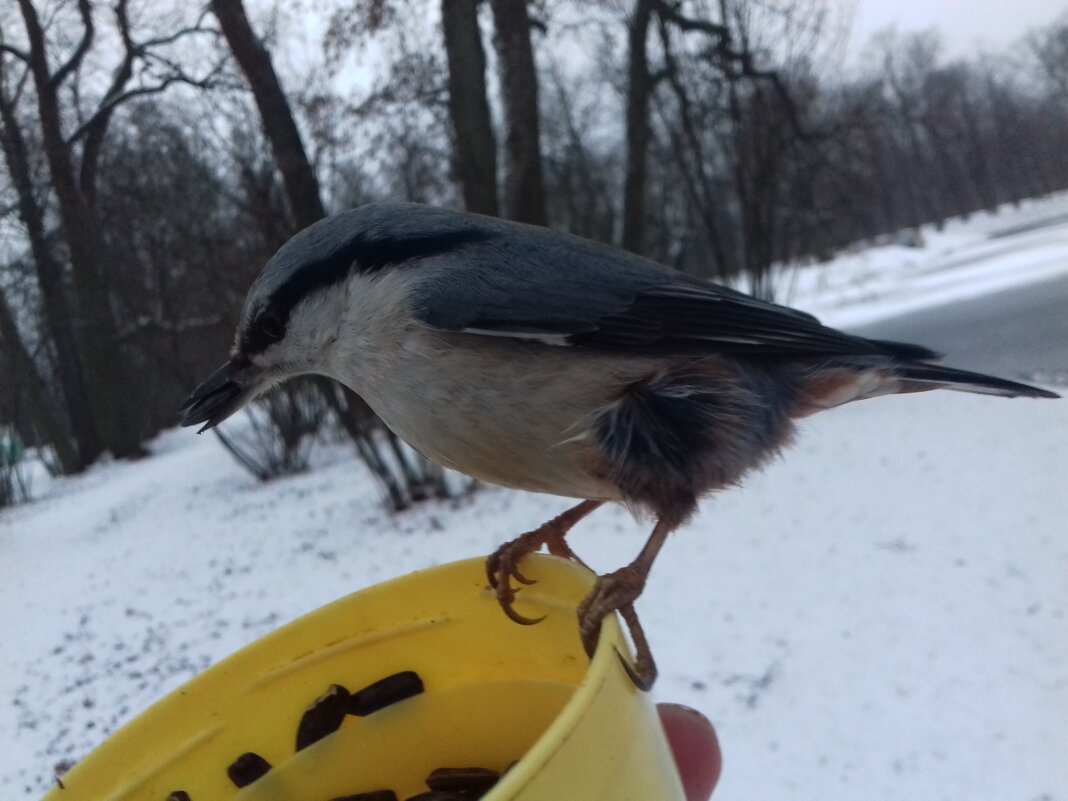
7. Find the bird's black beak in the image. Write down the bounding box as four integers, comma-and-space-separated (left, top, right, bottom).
180, 358, 263, 432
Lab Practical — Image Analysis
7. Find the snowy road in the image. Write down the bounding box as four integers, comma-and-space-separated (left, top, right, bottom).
856, 274, 1068, 382
791, 194, 1068, 333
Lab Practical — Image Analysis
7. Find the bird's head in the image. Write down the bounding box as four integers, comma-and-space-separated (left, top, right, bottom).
180, 209, 376, 432
180, 203, 498, 431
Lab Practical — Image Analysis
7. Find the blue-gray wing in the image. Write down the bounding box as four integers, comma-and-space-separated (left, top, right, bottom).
394, 206, 925, 357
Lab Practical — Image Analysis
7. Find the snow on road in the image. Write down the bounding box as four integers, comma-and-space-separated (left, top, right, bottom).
2, 196, 1066, 800
785, 191, 1068, 328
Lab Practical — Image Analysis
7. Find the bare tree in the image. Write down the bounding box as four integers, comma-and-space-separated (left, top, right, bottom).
541, 66, 619, 242
622, 0, 657, 253
0, 285, 79, 471
211, 0, 326, 228
15, 0, 135, 460
441, 0, 499, 215
212, 0, 452, 504
8, 0, 220, 461
0, 59, 96, 469
489, 0, 548, 225
1027, 14, 1068, 102
2, 0, 1067, 513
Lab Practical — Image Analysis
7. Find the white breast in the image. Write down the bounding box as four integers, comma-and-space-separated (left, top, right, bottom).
321, 271, 657, 500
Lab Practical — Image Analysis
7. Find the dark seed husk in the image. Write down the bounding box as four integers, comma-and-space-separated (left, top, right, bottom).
227, 752, 271, 787
296, 683, 351, 751
328, 791, 398, 801
424, 767, 500, 795
404, 793, 470, 801
347, 671, 424, 717
166, 793, 191, 801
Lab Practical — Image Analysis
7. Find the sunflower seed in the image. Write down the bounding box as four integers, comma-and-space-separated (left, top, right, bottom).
347, 671, 424, 717
296, 683, 351, 751
227, 752, 271, 787
424, 766, 500, 796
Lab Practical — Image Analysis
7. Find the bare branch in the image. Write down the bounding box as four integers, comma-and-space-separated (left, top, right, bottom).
0, 43, 31, 63
48, 0, 94, 89
138, 7, 218, 50
76, 0, 135, 199
653, 12, 729, 273
67, 60, 228, 146
654, 0, 808, 139
0, 30, 33, 103
652, 0, 729, 41
69, 0, 223, 148
73, 0, 224, 198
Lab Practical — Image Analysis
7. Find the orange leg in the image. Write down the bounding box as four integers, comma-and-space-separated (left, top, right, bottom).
486, 500, 603, 625
576, 516, 674, 689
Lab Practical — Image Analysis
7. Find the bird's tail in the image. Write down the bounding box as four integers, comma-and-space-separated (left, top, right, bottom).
795, 357, 1059, 417
896, 363, 1060, 399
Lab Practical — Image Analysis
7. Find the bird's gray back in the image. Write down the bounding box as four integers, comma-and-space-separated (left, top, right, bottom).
241, 202, 900, 360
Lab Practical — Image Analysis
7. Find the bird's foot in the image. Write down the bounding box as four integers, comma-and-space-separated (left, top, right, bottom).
486, 502, 602, 626
577, 567, 658, 690
486, 528, 549, 626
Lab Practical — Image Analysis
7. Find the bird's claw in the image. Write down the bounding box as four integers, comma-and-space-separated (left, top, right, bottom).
486, 543, 535, 588
616, 604, 658, 690
499, 587, 547, 626
486, 541, 544, 625
576, 570, 657, 690
511, 564, 537, 585
487, 502, 602, 635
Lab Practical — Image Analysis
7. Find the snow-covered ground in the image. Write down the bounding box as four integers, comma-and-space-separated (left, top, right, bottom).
2, 196, 1067, 801
783, 192, 1068, 328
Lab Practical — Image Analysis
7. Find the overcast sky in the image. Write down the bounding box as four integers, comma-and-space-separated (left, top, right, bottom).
847, 0, 1065, 58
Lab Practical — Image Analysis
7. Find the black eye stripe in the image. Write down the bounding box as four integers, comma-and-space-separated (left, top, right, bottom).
242, 225, 497, 356
257, 309, 284, 339
242, 308, 286, 354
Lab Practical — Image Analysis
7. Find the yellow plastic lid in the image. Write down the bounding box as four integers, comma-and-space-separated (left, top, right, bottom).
42, 555, 685, 801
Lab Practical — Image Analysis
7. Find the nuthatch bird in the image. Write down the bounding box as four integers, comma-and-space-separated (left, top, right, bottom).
181, 202, 1058, 687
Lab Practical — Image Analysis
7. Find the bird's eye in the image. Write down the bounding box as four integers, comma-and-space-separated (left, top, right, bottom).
256, 309, 284, 342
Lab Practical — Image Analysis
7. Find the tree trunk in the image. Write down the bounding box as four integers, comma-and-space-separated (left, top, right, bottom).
0, 88, 97, 470
211, 0, 327, 229
17, 0, 144, 460
622, 0, 655, 253
211, 0, 452, 508
488, 0, 548, 225
0, 291, 81, 473
441, 0, 499, 216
